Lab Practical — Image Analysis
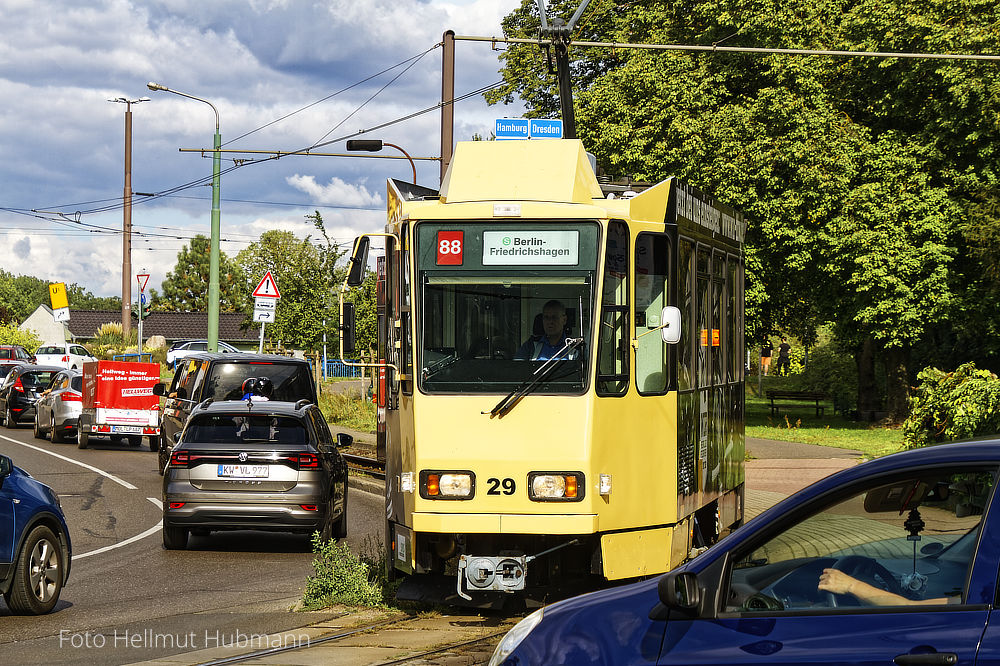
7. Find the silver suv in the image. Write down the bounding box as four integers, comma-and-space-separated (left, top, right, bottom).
161, 399, 350, 549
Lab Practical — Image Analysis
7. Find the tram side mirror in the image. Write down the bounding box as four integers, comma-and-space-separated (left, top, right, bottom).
660, 306, 682, 344
346, 236, 370, 287
341, 301, 356, 355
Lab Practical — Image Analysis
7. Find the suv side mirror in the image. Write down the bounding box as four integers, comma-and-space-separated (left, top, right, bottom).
335, 433, 354, 448
152, 383, 166, 396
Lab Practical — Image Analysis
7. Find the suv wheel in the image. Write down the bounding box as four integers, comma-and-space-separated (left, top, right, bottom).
162, 523, 189, 550
3, 525, 63, 615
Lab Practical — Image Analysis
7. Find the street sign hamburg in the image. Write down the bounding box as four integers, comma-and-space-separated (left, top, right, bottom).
252, 271, 281, 299
495, 118, 563, 140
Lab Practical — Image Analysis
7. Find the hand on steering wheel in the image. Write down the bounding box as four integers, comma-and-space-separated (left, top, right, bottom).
820, 555, 903, 607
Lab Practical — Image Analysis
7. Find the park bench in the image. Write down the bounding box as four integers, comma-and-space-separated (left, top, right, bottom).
766, 390, 828, 417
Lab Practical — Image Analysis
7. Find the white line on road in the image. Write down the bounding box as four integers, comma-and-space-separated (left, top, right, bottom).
70, 499, 164, 560
0, 434, 138, 489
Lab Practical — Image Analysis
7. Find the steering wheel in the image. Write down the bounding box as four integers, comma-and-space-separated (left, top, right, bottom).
825, 555, 903, 607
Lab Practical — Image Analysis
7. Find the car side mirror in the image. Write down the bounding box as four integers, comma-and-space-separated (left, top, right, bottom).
657, 570, 700, 611
336, 433, 354, 448
0, 454, 11, 488
660, 306, 682, 344
152, 383, 166, 396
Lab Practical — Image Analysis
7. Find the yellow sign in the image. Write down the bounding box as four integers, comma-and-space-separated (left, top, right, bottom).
49, 283, 68, 310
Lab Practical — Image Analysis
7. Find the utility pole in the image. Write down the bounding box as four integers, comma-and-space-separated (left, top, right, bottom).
109, 97, 149, 338
440, 30, 455, 184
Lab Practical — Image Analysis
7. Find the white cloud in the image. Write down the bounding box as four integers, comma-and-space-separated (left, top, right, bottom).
0, 0, 526, 297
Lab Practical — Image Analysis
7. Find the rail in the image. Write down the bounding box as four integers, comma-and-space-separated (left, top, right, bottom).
342, 452, 385, 480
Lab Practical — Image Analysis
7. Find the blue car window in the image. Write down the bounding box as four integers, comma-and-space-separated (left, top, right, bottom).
728, 468, 995, 612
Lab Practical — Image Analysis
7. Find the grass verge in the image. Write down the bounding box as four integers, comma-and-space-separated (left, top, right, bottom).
302, 534, 399, 610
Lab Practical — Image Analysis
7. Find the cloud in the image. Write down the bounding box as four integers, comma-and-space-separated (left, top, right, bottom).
285, 174, 383, 207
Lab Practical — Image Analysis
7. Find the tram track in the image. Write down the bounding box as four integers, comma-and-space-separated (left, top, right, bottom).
191, 612, 515, 666
343, 452, 386, 481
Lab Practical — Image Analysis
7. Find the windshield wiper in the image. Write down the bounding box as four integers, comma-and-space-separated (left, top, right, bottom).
486, 337, 584, 418
421, 352, 459, 380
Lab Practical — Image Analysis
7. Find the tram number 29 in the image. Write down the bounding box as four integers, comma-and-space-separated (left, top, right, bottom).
487, 477, 516, 495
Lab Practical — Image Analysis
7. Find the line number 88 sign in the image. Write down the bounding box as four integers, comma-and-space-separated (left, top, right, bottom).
436, 231, 464, 265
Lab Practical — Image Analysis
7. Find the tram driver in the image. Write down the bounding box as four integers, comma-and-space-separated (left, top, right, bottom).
515, 299, 579, 361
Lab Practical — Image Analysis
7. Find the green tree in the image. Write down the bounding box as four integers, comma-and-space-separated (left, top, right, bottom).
155, 235, 247, 313
236, 229, 332, 350
0, 269, 122, 322
489, 0, 1000, 420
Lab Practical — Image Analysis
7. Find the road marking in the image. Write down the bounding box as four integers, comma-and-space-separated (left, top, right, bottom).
0, 435, 139, 490
0, 434, 138, 490
73, 519, 162, 560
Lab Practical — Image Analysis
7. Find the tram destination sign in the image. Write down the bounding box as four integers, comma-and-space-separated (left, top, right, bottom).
482, 230, 579, 265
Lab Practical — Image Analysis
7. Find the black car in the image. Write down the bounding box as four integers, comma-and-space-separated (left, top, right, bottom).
0, 365, 63, 428
161, 399, 350, 549
153, 353, 317, 473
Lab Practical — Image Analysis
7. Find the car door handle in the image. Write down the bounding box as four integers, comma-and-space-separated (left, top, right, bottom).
894, 653, 958, 665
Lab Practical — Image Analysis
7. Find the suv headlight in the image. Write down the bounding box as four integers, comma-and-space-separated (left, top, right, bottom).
489, 607, 544, 666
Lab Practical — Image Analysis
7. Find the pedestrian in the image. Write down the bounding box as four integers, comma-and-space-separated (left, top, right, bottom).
773, 337, 791, 376
760, 339, 773, 376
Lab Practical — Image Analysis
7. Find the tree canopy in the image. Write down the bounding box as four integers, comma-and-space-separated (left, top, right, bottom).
488, 0, 1000, 417
152, 235, 247, 313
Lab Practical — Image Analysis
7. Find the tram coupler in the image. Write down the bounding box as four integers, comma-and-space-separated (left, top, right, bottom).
456, 539, 581, 600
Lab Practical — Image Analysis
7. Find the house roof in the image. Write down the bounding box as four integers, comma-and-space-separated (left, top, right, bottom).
66, 310, 257, 342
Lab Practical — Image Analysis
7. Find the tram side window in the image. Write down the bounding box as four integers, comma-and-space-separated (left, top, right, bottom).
712, 253, 725, 386
597, 221, 629, 396
696, 249, 710, 389
678, 239, 694, 391
400, 224, 413, 394
727, 257, 737, 383
635, 233, 669, 394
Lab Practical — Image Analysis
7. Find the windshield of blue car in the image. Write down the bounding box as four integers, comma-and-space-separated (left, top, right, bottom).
184, 414, 308, 445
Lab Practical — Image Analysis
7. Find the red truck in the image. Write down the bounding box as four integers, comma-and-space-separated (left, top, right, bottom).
79, 360, 161, 450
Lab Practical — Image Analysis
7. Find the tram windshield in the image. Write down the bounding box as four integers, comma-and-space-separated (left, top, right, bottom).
416, 221, 599, 394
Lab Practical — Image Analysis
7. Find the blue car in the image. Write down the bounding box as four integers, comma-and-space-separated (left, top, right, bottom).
491, 441, 1000, 665
0, 454, 71, 614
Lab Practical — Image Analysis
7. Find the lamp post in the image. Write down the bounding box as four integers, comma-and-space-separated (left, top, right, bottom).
109, 96, 149, 339
346, 140, 417, 184
147, 81, 222, 353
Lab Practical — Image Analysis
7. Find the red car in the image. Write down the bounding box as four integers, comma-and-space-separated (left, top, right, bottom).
0, 345, 34, 378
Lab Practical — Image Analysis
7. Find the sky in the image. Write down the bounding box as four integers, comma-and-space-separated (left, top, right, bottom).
0, 0, 527, 301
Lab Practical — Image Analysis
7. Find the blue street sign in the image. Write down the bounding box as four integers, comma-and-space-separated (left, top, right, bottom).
530, 118, 563, 139
495, 118, 530, 140
140, 293, 147, 305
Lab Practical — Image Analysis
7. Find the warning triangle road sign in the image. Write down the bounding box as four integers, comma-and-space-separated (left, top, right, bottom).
252, 271, 281, 298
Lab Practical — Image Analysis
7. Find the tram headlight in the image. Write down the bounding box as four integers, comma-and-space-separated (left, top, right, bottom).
528, 472, 585, 501
420, 470, 475, 499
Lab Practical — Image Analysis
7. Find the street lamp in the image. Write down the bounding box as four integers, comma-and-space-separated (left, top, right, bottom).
108, 96, 149, 339
346, 140, 417, 184
146, 81, 222, 353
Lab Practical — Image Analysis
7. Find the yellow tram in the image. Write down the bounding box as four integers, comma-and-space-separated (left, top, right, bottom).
341, 139, 745, 604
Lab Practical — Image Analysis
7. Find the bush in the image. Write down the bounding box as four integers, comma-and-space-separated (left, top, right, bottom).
794, 338, 858, 409
302, 534, 390, 609
319, 389, 376, 433
902, 363, 1000, 449
0, 324, 41, 351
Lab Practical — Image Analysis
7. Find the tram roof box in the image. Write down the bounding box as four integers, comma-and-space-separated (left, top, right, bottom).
440, 139, 603, 205
81, 359, 161, 410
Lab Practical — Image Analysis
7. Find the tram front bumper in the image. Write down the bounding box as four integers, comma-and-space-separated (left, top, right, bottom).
411, 512, 598, 534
